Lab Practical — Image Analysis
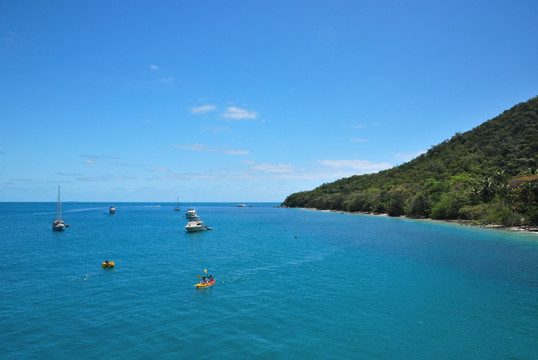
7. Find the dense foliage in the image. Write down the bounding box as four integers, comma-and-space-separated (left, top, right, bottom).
282, 97, 538, 226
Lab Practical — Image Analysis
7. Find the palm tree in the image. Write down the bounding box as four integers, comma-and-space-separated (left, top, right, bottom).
477, 177, 495, 202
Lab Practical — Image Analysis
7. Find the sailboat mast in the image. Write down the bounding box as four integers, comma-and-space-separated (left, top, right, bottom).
57, 186, 62, 220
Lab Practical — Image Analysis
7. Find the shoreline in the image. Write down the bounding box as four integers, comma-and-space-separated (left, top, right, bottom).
292, 207, 538, 234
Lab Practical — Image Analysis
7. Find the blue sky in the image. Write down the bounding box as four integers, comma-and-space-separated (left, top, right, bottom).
1, 0, 537, 202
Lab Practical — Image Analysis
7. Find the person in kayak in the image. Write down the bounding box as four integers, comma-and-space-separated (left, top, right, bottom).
201, 276, 207, 284
208, 274, 213, 282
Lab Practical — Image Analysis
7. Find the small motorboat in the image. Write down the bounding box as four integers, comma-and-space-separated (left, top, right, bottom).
185, 216, 208, 232
109, 206, 116, 214
185, 208, 197, 219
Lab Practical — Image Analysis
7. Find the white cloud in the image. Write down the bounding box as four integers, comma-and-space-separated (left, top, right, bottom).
174, 143, 214, 152
251, 163, 295, 173
149, 64, 159, 71
191, 105, 217, 114
226, 149, 250, 155
318, 159, 392, 173
394, 151, 426, 161
350, 138, 368, 143
84, 159, 96, 165
154, 168, 170, 173
221, 106, 257, 120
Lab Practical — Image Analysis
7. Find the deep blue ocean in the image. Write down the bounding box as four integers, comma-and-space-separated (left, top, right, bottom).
1, 202, 537, 359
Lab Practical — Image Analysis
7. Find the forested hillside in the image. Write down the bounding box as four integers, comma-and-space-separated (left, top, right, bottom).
282, 96, 538, 226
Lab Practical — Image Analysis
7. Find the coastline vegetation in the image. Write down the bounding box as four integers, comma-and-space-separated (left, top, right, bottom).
282, 96, 538, 228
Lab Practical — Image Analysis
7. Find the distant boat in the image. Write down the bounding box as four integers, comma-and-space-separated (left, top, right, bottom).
174, 196, 181, 211
237, 204, 246, 207
109, 206, 116, 214
185, 208, 197, 219
52, 186, 66, 231
185, 216, 208, 232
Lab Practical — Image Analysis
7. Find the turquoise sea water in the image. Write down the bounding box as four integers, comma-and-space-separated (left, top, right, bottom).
1, 202, 537, 359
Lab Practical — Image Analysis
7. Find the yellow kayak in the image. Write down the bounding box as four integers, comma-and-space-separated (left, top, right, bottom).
102, 261, 115, 269
195, 279, 215, 288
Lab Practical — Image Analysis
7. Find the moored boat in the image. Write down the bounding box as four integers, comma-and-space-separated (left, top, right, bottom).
185, 216, 208, 232
174, 196, 181, 211
185, 207, 197, 219
109, 206, 116, 214
52, 186, 67, 231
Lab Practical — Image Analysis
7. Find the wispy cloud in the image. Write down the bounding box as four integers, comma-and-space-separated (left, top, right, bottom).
394, 151, 426, 161
174, 143, 214, 152
149, 64, 159, 71
3, 31, 20, 45
79, 154, 119, 165
76, 177, 108, 182
57, 172, 83, 176
115, 175, 137, 180
191, 105, 217, 114
173, 143, 249, 155
350, 138, 368, 143
221, 106, 257, 120
154, 168, 171, 173
251, 163, 295, 173
226, 149, 250, 155
158, 77, 173, 83
318, 159, 392, 173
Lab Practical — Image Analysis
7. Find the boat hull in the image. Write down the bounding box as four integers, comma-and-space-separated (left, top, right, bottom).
185, 225, 207, 232
52, 220, 65, 231
52, 225, 65, 231
195, 279, 215, 288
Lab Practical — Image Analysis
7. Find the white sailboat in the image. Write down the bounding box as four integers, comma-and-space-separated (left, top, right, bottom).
52, 186, 66, 231
174, 196, 181, 211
